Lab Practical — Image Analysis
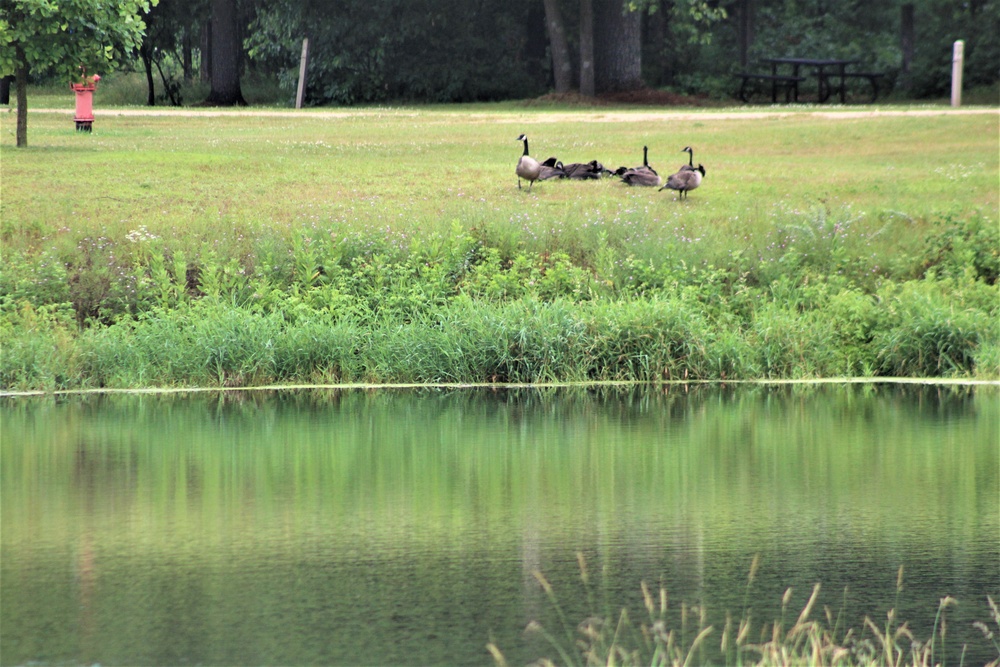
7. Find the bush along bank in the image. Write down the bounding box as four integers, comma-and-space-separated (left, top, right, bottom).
2, 215, 997, 391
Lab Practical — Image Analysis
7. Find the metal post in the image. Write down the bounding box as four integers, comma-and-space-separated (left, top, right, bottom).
951, 40, 964, 107
295, 37, 310, 109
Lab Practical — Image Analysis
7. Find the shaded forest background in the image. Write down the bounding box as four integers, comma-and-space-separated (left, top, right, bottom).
16, 0, 1000, 105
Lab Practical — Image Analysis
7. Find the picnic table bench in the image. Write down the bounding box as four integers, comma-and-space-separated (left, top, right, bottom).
737, 58, 886, 103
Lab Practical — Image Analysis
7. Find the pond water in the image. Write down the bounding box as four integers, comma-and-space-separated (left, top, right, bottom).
2, 385, 997, 666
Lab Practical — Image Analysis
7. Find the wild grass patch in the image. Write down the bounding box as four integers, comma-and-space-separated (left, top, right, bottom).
488, 556, 1000, 667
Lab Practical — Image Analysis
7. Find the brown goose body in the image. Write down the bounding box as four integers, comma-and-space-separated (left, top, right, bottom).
563, 160, 607, 179
538, 156, 568, 180
516, 134, 541, 190
621, 168, 662, 187
659, 164, 705, 199
617, 145, 660, 186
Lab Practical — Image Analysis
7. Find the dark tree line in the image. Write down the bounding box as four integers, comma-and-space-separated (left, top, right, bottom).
135, 0, 998, 106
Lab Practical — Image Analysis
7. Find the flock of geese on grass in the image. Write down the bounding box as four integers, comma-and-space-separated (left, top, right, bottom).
515, 133, 706, 200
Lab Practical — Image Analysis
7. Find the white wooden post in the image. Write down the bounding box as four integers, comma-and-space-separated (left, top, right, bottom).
951, 40, 964, 107
295, 37, 310, 109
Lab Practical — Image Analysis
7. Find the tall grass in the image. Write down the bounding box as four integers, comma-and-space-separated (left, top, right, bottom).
3, 228, 996, 390
487, 555, 1000, 667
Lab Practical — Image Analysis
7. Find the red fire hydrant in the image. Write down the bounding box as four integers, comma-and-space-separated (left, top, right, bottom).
71, 68, 100, 132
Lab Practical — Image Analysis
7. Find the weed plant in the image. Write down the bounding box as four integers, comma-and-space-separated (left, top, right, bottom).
487, 555, 1000, 667
1, 108, 997, 390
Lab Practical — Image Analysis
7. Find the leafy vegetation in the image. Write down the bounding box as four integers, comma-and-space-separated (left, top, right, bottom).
1, 108, 997, 390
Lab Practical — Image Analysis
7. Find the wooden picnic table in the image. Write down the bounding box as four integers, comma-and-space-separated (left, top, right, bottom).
761, 57, 860, 103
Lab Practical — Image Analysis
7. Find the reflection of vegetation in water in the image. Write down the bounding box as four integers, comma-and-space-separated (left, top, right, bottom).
2, 384, 996, 547
1, 385, 997, 664
491, 555, 1000, 667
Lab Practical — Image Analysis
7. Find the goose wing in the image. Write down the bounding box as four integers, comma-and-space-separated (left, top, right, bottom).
621, 169, 662, 187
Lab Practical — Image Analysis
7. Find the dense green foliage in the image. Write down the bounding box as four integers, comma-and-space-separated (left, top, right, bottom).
2, 212, 997, 389
12, 0, 996, 106
247, 0, 545, 104
0, 0, 154, 80
243, 0, 1000, 105
241, 0, 1000, 104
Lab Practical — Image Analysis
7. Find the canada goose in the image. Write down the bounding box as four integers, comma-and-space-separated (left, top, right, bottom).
516, 134, 541, 190
618, 146, 660, 186
615, 145, 656, 176
623, 145, 657, 175
538, 157, 568, 180
615, 145, 657, 183
621, 168, 662, 187
659, 163, 705, 199
563, 160, 606, 180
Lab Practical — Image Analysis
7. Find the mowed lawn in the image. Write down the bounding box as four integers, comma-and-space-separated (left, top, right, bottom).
3, 106, 997, 260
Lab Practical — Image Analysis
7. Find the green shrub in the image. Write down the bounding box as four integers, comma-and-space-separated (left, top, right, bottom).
0, 247, 71, 306
750, 303, 835, 379
920, 214, 1000, 285
826, 289, 881, 377
0, 301, 81, 390
4, 222, 998, 389
872, 278, 998, 377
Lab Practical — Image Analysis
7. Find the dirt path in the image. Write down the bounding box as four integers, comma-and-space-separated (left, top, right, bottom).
23, 106, 999, 123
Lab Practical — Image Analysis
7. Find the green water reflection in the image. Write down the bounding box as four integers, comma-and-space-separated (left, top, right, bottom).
2, 385, 998, 665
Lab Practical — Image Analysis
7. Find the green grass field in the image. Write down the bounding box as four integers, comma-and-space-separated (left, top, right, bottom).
2, 101, 998, 390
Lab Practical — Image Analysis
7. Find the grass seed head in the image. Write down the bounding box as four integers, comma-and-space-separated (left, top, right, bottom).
642, 580, 654, 615
782, 587, 794, 609
749, 554, 761, 585
576, 551, 589, 584
532, 570, 553, 596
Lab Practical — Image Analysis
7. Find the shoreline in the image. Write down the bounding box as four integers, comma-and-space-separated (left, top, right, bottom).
3, 376, 998, 398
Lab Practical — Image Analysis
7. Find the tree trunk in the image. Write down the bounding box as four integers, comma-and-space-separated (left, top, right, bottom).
543, 0, 573, 93
204, 0, 246, 105
141, 44, 156, 105
15, 44, 28, 147
579, 0, 595, 96
594, 0, 642, 94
